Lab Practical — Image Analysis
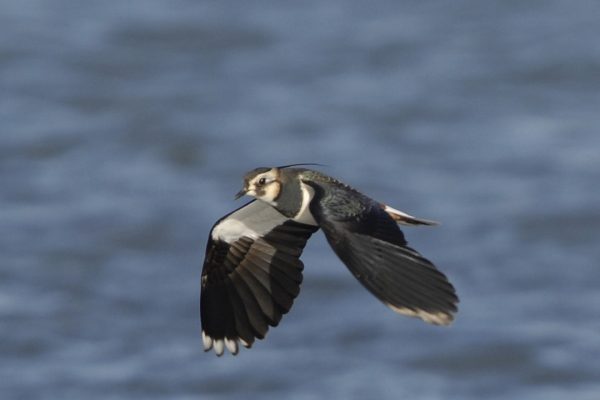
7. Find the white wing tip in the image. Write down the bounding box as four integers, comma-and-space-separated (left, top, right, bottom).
225, 338, 239, 355
385, 303, 455, 326
202, 330, 213, 351
202, 332, 250, 356
213, 339, 224, 356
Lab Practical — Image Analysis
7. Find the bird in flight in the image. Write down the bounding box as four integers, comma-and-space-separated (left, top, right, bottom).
201, 165, 458, 356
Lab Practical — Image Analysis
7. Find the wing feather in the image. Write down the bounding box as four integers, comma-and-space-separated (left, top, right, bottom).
305, 181, 459, 326
243, 261, 294, 311
243, 252, 302, 294
236, 266, 281, 325
201, 200, 318, 356
229, 270, 269, 338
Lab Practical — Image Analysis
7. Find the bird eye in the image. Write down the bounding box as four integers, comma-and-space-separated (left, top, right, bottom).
258, 177, 267, 185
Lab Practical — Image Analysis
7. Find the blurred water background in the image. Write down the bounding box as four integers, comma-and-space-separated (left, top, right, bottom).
2, 1, 600, 399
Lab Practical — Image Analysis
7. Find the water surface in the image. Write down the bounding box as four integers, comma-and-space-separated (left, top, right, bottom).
1, 1, 600, 399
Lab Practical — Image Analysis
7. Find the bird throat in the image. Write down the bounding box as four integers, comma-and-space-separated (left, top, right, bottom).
272, 178, 303, 219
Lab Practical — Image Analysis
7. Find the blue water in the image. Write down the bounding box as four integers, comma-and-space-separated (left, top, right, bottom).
2, 1, 600, 399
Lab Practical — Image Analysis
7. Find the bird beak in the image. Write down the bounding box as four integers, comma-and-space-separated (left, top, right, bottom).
234, 188, 247, 200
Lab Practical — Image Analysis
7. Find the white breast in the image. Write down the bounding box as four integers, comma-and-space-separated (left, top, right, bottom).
293, 182, 318, 226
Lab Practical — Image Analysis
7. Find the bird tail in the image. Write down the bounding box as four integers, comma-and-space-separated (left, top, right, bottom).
382, 204, 439, 226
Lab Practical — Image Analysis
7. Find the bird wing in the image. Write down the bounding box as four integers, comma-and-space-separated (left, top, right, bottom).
306, 182, 458, 325
201, 200, 318, 356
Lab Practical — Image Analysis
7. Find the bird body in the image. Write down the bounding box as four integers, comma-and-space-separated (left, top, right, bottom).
201, 166, 458, 356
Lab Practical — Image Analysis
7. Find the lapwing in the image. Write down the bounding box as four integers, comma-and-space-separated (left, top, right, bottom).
201, 165, 458, 356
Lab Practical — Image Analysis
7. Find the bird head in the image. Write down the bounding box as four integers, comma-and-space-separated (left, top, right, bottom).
235, 167, 282, 205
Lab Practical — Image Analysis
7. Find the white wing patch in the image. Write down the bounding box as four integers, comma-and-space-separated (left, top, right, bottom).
211, 200, 288, 243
